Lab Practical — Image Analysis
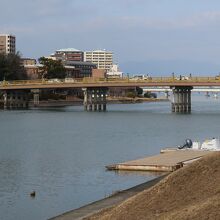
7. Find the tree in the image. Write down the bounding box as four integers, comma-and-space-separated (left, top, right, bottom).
144, 92, 157, 98
136, 87, 143, 96
0, 52, 27, 80
38, 57, 66, 79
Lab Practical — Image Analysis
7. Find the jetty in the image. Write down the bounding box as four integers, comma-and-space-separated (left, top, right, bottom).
106, 150, 212, 172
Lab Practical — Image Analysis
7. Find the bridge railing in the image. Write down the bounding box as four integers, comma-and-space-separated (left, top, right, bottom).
1, 76, 220, 87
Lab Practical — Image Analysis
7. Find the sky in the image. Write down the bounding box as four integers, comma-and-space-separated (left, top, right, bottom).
1, 0, 220, 75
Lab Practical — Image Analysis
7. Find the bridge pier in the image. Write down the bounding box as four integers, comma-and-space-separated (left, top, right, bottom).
31, 89, 40, 107
2, 90, 29, 109
83, 87, 108, 111
171, 86, 193, 113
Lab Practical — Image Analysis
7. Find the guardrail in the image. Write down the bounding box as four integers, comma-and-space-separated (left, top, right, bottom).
1, 76, 220, 87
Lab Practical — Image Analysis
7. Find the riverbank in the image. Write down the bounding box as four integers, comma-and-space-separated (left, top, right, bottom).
85, 152, 220, 220
107, 97, 168, 104
28, 97, 168, 108
50, 175, 167, 220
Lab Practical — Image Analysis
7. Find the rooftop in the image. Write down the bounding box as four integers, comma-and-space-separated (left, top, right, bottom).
86, 49, 112, 53
64, 60, 97, 66
0, 34, 15, 37
56, 48, 81, 52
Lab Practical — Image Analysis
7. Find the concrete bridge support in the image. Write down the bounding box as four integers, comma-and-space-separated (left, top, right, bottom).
31, 89, 40, 107
171, 86, 193, 113
2, 90, 29, 109
83, 87, 108, 111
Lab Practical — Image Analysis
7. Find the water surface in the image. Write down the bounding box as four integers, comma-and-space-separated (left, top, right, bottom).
1, 94, 220, 220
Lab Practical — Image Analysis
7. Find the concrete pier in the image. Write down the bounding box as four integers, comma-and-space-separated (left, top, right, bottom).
83, 87, 108, 111
31, 89, 40, 107
2, 90, 29, 109
171, 86, 193, 113
106, 150, 211, 172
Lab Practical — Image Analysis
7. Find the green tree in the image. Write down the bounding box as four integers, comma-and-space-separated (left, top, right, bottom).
136, 87, 143, 96
0, 52, 27, 80
38, 57, 66, 79
126, 91, 136, 98
144, 92, 157, 98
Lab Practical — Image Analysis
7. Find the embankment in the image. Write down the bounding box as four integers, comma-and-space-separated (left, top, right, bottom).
85, 152, 220, 220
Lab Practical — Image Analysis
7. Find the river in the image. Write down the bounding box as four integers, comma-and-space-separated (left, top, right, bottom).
1, 94, 220, 220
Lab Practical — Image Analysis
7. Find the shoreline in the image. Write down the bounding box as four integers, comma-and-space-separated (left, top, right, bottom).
83, 153, 220, 220
28, 97, 169, 108
49, 174, 168, 220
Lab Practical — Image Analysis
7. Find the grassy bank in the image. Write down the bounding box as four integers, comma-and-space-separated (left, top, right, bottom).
85, 152, 220, 220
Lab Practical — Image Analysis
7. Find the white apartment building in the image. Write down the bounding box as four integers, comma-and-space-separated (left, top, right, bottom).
84, 50, 113, 71
0, 34, 16, 54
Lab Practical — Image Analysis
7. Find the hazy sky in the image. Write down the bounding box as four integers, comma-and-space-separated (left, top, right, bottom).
1, 0, 220, 74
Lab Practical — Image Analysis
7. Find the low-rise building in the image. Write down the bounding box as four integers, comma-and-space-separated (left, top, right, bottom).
64, 61, 97, 78
53, 48, 84, 62
106, 64, 123, 78
21, 58, 37, 66
24, 64, 42, 79
92, 69, 106, 78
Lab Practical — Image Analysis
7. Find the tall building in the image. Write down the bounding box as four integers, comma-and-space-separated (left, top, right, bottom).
52, 48, 84, 62
84, 50, 113, 71
0, 34, 16, 54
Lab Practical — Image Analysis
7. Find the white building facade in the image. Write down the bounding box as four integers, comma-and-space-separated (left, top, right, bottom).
106, 64, 123, 78
84, 50, 113, 71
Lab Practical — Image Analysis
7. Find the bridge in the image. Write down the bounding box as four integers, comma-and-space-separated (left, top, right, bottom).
1, 76, 220, 113
143, 87, 220, 92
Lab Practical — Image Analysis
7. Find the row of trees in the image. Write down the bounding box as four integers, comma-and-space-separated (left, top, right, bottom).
0, 53, 66, 81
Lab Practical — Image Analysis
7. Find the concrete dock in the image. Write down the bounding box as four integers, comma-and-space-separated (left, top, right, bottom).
106, 150, 212, 172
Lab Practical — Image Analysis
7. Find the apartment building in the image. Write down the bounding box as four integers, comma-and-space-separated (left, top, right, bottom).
52, 48, 84, 62
84, 50, 113, 71
0, 34, 16, 54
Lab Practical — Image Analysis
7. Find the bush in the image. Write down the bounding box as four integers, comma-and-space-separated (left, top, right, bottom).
144, 92, 157, 98
126, 91, 136, 98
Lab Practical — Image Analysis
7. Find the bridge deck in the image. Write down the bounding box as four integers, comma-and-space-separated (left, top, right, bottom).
1, 77, 220, 90
106, 150, 212, 172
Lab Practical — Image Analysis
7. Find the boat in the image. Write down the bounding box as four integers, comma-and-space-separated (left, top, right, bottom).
161, 138, 220, 153
190, 138, 220, 151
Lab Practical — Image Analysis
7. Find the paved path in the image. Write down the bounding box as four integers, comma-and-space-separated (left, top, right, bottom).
49, 175, 166, 220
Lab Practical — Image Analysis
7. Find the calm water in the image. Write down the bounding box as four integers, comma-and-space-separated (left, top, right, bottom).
1, 94, 220, 220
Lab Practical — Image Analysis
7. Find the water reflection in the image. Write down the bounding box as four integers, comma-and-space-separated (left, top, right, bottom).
0, 160, 21, 207
112, 170, 167, 177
